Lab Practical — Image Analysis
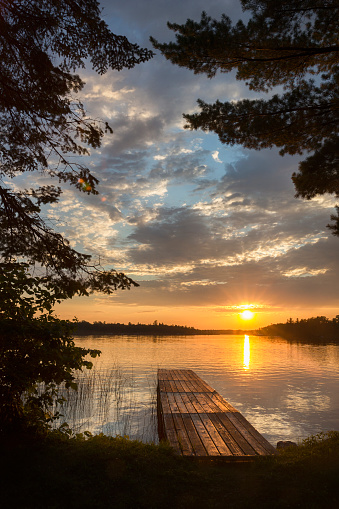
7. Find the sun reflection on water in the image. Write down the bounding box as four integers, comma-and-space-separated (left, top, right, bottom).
243, 335, 250, 370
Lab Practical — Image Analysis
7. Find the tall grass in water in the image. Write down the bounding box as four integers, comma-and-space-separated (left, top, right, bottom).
52, 365, 158, 443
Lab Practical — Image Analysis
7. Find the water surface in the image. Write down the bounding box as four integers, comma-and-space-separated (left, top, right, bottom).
71, 334, 339, 446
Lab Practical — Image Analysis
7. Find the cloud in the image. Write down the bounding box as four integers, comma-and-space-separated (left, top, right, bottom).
13, 0, 336, 325
212, 151, 222, 163
100, 0, 245, 47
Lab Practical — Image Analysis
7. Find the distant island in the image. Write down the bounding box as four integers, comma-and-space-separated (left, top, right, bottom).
74, 316, 339, 343
256, 316, 339, 343
75, 320, 250, 336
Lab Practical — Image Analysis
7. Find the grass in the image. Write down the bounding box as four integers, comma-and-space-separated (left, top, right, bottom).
50, 365, 158, 442
1, 431, 339, 508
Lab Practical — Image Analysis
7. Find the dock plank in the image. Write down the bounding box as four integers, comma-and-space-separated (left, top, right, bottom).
173, 392, 190, 414
208, 413, 244, 456
190, 413, 220, 456
163, 414, 181, 455
180, 392, 198, 413
157, 368, 276, 459
181, 414, 208, 456
198, 413, 233, 455
172, 414, 195, 456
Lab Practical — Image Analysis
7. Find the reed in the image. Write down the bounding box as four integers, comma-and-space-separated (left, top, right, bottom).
52, 365, 158, 442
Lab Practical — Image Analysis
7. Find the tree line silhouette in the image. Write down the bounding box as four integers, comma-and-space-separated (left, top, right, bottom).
258, 316, 339, 343
75, 320, 245, 336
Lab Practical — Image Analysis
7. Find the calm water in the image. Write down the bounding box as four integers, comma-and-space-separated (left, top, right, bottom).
70, 334, 339, 447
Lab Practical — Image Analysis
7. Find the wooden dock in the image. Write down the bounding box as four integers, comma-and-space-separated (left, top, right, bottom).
157, 369, 276, 459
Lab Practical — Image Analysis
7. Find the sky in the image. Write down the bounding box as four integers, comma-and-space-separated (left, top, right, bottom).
29, 0, 339, 328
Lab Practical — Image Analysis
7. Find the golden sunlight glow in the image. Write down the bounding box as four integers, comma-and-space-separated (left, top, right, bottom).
243, 335, 250, 370
241, 309, 254, 320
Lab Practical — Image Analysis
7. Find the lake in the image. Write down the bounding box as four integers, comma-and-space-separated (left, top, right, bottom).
62, 334, 339, 447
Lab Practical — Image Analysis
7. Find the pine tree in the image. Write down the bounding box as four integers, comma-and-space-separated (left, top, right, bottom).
151, 1, 339, 235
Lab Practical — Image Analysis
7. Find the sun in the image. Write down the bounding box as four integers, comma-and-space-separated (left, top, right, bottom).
241, 310, 254, 320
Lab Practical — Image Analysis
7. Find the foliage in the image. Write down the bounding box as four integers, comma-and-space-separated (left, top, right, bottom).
0, 262, 100, 433
276, 431, 339, 464
2, 431, 339, 508
0, 1, 153, 432
0, 0, 153, 293
151, 1, 339, 235
258, 315, 339, 342
75, 320, 198, 336
75, 320, 244, 335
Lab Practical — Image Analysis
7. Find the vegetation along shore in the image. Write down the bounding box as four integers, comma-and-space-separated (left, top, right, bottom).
2, 430, 339, 509
257, 316, 339, 343
75, 320, 248, 336
74, 316, 339, 344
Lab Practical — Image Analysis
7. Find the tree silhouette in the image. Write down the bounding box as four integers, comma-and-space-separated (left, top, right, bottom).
0, 0, 153, 433
0, 0, 153, 293
151, 1, 339, 235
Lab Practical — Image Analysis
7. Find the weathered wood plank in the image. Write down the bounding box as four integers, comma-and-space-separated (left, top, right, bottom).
172, 414, 195, 456
227, 412, 276, 455
180, 392, 198, 414
214, 412, 257, 456
173, 379, 186, 392
208, 413, 244, 456
178, 370, 191, 381
190, 375, 215, 393
233, 412, 277, 454
190, 413, 220, 456
173, 392, 190, 414
162, 414, 181, 455
192, 392, 216, 413
157, 368, 276, 459
159, 391, 171, 415
181, 414, 208, 456
198, 413, 233, 455
180, 380, 194, 393
209, 392, 238, 412
186, 392, 205, 414
168, 377, 176, 388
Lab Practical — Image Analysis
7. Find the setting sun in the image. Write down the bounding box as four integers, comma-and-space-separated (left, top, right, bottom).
241, 310, 254, 320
